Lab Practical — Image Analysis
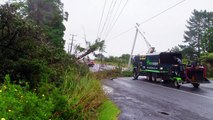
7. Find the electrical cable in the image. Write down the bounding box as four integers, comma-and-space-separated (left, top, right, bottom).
105, 0, 129, 39
109, 0, 187, 40
140, 0, 186, 24
99, 0, 114, 38
97, 0, 107, 38
102, 0, 118, 38
104, 0, 123, 37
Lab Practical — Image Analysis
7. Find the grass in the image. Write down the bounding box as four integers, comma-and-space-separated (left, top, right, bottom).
94, 60, 128, 68
98, 100, 120, 120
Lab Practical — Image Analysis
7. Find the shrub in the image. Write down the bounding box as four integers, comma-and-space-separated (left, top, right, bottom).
201, 53, 213, 78
59, 67, 106, 119
0, 75, 54, 119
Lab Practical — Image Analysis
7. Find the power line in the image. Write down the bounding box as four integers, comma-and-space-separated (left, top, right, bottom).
104, 0, 123, 37
97, 0, 107, 38
140, 0, 186, 24
105, 0, 129, 39
99, 0, 114, 38
109, 27, 135, 40
102, 0, 118, 38
109, 0, 187, 40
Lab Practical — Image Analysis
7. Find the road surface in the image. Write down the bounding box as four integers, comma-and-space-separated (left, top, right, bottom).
103, 77, 213, 120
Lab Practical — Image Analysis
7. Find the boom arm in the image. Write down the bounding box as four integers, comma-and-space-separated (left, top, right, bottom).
135, 24, 155, 53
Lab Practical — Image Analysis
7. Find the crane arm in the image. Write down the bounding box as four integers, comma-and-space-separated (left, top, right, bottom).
135, 25, 155, 53
135, 25, 151, 48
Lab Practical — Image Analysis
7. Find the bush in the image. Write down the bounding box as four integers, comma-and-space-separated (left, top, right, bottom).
0, 3, 112, 120
0, 75, 54, 119
121, 70, 133, 77
59, 67, 106, 119
93, 69, 122, 80
201, 53, 213, 78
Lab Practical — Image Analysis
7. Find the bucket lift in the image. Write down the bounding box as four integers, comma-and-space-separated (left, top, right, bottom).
135, 23, 155, 54
128, 23, 155, 68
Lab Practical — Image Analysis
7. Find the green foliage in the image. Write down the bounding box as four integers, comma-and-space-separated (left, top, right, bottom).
0, 2, 118, 120
77, 39, 105, 59
121, 70, 133, 77
0, 75, 54, 119
170, 46, 181, 52
0, 3, 74, 88
202, 28, 213, 53
26, 0, 66, 48
60, 67, 106, 119
98, 100, 120, 120
101, 54, 130, 68
0, 3, 49, 86
201, 53, 213, 61
93, 69, 122, 80
201, 53, 213, 78
180, 9, 213, 57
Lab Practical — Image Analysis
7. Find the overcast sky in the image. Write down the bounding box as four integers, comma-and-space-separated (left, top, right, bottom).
62, 0, 213, 57
1, 0, 213, 57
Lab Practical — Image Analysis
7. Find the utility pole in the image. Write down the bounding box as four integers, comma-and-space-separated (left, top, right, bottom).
68, 43, 70, 54
69, 34, 77, 54
128, 23, 140, 68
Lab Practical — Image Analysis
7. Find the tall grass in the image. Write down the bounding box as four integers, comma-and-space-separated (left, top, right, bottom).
61, 66, 106, 119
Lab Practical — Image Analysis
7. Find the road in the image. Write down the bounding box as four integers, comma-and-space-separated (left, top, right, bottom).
103, 77, 213, 120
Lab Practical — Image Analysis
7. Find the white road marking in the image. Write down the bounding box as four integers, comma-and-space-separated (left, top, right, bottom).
142, 80, 213, 100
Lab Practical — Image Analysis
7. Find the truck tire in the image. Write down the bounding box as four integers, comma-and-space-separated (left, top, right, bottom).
133, 68, 139, 80
174, 81, 181, 89
152, 73, 157, 82
148, 73, 152, 81
152, 76, 157, 82
192, 83, 200, 88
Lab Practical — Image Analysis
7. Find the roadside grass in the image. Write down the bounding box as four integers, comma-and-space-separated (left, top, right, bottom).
61, 66, 106, 119
121, 70, 133, 77
98, 100, 120, 120
61, 65, 121, 119
95, 60, 128, 68
93, 69, 122, 80
91, 69, 122, 120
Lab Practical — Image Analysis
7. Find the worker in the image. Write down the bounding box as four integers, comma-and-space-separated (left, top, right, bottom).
173, 56, 182, 65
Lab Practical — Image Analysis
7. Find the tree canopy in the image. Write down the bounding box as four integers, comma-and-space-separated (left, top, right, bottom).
180, 9, 213, 57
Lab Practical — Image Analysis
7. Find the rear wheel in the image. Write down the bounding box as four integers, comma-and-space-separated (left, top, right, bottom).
133, 68, 139, 80
148, 73, 152, 81
174, 81, 181, 89
152, 74, 157, 82
192, 83, 200, 88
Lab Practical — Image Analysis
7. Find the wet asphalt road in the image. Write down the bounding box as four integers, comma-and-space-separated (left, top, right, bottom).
103, 77, 213, 120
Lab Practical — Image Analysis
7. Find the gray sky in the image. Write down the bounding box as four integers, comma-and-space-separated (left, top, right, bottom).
1, 0, 213, 57
62, 0, 213, 57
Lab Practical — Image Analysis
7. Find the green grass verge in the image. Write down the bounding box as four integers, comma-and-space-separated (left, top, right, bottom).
98, 100, 120, 120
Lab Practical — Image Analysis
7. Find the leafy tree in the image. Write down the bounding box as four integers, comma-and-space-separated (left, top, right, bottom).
178, 45, 195, 58
77, 39, 105, 59
26, 0, 67, 48
182, 9, 213, 57
0, 3, 71, 87
202, 28, 213, 52
170, 46, 181, 52
0, 3, 43, 84
119, 54, 130, 61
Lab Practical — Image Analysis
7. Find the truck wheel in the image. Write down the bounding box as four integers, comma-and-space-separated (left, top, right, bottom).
133, 69, 139, 80
148, 74, 152, 81
174, 81, 181, 89
192, 83, 200, 88
152, 76, 157, 82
